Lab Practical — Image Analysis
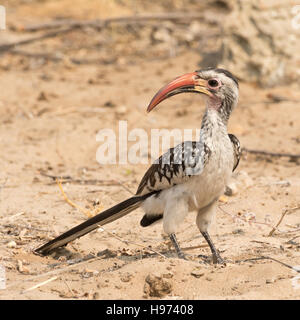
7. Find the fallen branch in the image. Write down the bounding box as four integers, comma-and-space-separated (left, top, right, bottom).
242, 148, 300, 160
19, 12, 207, 32
9, 49, 117, 65
0, 27, 77, 53
2, 12, 211, 54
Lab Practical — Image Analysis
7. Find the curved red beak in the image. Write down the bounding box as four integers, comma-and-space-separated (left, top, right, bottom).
147, 72, 197, 112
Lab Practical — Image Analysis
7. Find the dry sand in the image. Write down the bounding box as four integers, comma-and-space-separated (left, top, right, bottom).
0, 0, 299, 300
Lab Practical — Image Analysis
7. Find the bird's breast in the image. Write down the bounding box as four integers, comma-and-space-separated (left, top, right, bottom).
186, 134, 234, 210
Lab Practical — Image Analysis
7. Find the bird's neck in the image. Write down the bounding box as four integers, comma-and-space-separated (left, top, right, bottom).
199, 106, 229, 143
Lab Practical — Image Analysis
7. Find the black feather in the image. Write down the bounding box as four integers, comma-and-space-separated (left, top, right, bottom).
35, 191, 158, 255
228, 133, 241, 171
140, 213, 163, 227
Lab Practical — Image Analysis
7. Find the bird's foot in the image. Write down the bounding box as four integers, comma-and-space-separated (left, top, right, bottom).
198, 254, 214, 265
177, 251, 188, 260
212, 253, 226, 265
198, 253, 226, 265
169, 233, 188, 260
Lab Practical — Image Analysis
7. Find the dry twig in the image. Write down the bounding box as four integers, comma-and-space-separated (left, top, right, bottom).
2, 211, 25, 222
268, 206, 300, 237
242, 148, 300, 160
287, 235, 300, 244
218, 205, 273, 229
60, 275, 75, 296
40, 170, 134, 195
21, 276, 58, 293
40, 171, 127, 187
56, 179, 95, 218
6, 255, 98, 290
239, 256, 300, 273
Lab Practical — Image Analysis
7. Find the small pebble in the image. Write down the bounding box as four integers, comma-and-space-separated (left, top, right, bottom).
7, 241, 17, 248
266, 278, 275, 284
219, 195, 228, 203
225, 182, 238, 196
191, 270, 205, 278
232, 229, 245, 235
162, 272, 174, 279
120, 272, 133, 282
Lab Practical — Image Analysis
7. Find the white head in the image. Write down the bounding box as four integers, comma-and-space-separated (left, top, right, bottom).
147, 67, 239, 122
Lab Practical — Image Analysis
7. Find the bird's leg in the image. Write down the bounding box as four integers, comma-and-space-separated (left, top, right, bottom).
201, 231, 225, 264
196, 201, 225, 264
163, 197, 189, 260
169, 233, 186, 260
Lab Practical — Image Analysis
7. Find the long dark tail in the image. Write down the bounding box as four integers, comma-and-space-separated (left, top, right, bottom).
35, 192, 156, 256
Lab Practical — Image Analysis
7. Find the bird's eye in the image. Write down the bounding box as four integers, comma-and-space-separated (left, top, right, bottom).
208, 79, 219, 88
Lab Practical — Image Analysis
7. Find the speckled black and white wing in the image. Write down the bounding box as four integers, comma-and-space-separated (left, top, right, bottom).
136, 141, 211, 196
228, 133, 241, 172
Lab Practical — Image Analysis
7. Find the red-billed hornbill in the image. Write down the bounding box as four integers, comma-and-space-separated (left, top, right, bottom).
35, 68, 241, 264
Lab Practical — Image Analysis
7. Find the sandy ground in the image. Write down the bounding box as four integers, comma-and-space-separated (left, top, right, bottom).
0, 1, 300, 300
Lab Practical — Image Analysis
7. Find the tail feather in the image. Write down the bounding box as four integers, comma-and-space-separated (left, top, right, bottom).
140, 213, 163, 227
35, 192, 156, 256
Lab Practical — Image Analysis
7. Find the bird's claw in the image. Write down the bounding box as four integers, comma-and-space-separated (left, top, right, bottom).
212, 254, 226, 265
198, 254, 226, 265
177, 252, 188, 260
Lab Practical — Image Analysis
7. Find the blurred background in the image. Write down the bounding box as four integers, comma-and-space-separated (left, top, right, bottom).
1, 0, 300, 86
0, 0, 300, 300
